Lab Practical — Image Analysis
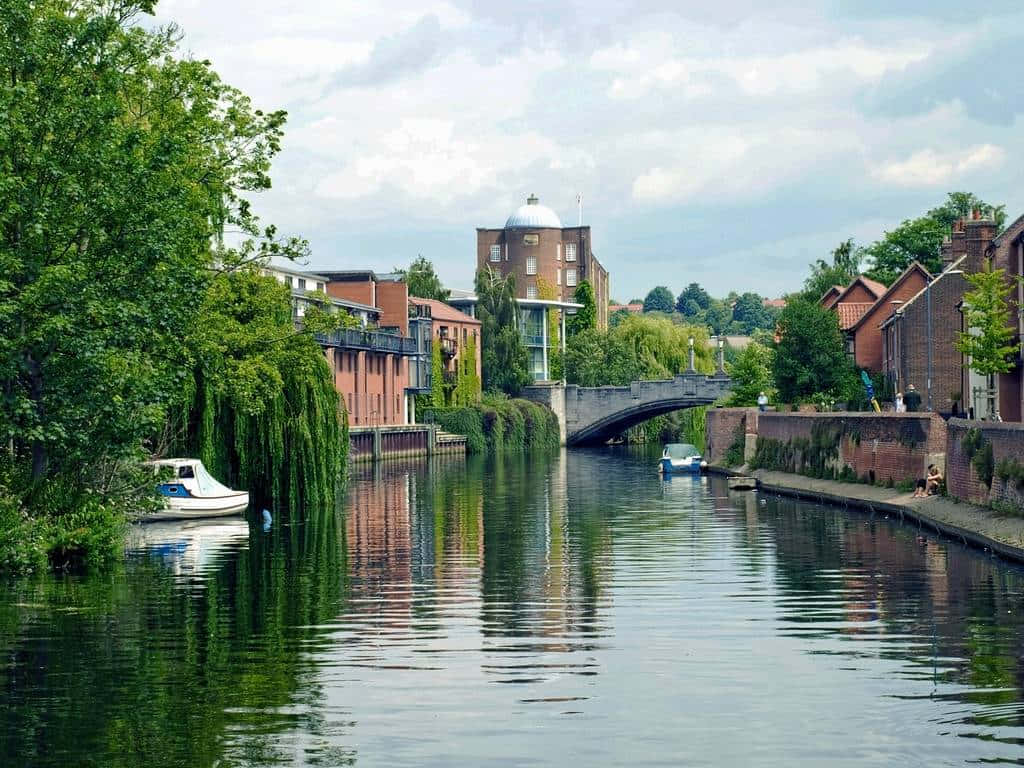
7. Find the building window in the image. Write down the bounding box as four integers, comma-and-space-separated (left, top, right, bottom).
566, 269, 577, 287
565, 243, 577, 262
523, 234, 539, 246
298, 278, 306, 290
557, 244, 561, 261
557, 268, 561, 286
527, 285, 538, 299
284, 275, 293, 287
316, 282, 325, 292
526, 256, 537, 275
490, 244, 501, 262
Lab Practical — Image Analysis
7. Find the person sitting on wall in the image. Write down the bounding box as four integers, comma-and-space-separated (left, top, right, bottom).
925, 464, 943, 496
913, 475, 928, 498
757, 391, 768, 412
904, 384, 922, 412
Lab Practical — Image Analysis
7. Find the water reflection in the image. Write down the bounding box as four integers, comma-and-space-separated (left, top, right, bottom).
2, 448, 1024, 765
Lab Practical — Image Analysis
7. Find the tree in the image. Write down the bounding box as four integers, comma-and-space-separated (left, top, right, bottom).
704, 300, 733, 335
731, 292, 773, 333
397, 255, 449, 302
568, 280, 596, 336
726, 341, 775, 406
0, 0, 289, 487
862, 216, 946, 285
803, 239, 860, 301
643, 286, 675, 314
475, 267, 530, 395
676, 283, 711, 315
928, 192, 1007, 232
773, 299, 855, 403
609, 308, 632, 328
956, 267, 1016, 419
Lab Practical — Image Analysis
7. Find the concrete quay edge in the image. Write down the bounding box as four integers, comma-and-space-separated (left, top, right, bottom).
707, 465, 1024, 566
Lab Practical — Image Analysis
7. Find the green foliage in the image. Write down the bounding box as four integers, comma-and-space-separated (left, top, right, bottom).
773, 299, 856, 404
724, 422, 746, 467
961, 428, 995, 488
452, 333, 481, 406
0, 1, 328, 570
568, 280, 597, 336
731, 292, 774, 333
564, 315, 713, 387
748, 424, 842, 480
928, 192, 1007, 231
171, 269, 344, 520
676, 283, 712, 315
994, 457, 1024, 490
476, 268, 530, 396
957, 267, 1016, 377
397, 255, 449, 301
430, 340, 446, 408
424, 398, 559, 455
726, 341, 774, 406
642, 286, 675, 314
803, 239, 860, 301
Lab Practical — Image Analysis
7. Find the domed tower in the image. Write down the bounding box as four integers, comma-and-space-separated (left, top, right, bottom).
475, 194, 609, 330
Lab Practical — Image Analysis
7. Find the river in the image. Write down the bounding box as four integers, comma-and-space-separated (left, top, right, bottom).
2, 448, 1024, 766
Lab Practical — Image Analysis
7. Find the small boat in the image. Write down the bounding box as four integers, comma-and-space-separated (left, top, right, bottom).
728, 476, 758, 491
659, 443, 707, 474
145, 458, 249, 521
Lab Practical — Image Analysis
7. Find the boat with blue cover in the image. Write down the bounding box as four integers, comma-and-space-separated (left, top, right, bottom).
146, 458, 249, 521
659, 443, 707, 474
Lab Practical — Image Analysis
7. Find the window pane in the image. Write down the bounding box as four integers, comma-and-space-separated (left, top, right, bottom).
566, 269, 577, 286
526, 256, 537, 275
489, 245, 501, 262
565, 243, 576, 262
527, 285, 538, 299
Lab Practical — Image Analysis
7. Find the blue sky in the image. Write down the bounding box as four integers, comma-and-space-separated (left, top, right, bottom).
157, 0, 1024, 301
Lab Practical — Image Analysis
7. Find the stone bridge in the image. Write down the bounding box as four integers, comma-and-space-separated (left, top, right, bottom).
523, 373, 732, 446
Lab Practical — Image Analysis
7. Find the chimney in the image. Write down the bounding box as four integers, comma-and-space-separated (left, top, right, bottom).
527, 193, 538, 206
950, 218, 968, 265
940, 235, 954, 268
964, 211, 997, 273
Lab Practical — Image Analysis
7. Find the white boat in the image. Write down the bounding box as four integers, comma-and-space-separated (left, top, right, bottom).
659, 443, 708, 474
145, 458, 249, 521
126, 518, 251, 575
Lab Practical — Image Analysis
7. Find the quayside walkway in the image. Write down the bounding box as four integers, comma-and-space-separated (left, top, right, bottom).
713, 467, 1024, 563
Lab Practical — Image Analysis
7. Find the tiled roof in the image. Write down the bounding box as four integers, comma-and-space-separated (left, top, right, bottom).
409, 297, 480, 325
609, 303, 643, 313
835, 302, 874, 329
861, 277, 887, 298
848, 261, 931, 332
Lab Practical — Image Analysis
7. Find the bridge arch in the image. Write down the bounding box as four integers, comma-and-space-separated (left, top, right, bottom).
566, 397, 719, 446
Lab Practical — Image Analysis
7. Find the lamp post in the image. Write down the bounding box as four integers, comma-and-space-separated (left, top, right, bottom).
688, 336, 695, 372
717, 337, 725, 374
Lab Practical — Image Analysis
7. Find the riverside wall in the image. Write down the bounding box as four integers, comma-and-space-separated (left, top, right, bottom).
946, 418, 1024, 507
706, 408, 946, 485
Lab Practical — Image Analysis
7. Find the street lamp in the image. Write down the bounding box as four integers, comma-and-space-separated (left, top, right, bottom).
717, 337, 725, 374
926, 274, 933, 411
688, 336, 695, 372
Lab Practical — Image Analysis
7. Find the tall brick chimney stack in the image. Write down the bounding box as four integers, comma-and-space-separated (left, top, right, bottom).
964, 210, 997, 273
949, 217, 968, 267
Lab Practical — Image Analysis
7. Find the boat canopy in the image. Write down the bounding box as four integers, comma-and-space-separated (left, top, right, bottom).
663, 443, 700, 459
150, 459, 234, 496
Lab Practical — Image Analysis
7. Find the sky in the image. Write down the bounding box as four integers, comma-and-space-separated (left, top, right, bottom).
156, 0, 1024, 301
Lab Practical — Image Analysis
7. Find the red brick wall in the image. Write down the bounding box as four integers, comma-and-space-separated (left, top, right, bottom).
705, 407, 759, 464
332, 349, 409, 427
946, 418, 1024, 505
375, 280, 409, 335
755, 412, 945, 485
839, 283, 877, 303
327, 280, 374, 307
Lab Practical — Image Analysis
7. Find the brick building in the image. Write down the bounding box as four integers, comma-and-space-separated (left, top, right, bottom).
476, 194, 610, 330
846, 263, 930, 373
409, 297, 481, 394
880, 215, 1018, 418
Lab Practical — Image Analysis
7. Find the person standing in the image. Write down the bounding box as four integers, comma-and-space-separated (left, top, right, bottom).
904, 384, 922, 412
757, 391, 768, 412
895, 392, 906, 413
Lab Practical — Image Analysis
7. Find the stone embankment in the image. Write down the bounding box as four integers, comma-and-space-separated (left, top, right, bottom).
706, 408, 1024, 563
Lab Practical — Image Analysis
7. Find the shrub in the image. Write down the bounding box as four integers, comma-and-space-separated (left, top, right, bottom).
424, 397, 559, 454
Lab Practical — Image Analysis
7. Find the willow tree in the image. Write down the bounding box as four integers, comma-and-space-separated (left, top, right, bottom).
0, 0, 337, 564
171, 269, 345, 518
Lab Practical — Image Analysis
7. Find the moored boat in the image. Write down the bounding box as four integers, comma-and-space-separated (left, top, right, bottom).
145, 459, 249, 521
659, 443, 707, 474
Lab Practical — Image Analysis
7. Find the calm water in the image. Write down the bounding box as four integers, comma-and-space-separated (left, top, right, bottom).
3, 449, 1024, 766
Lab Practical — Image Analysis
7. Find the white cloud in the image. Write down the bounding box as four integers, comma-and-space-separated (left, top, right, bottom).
871, 144, 1006, 186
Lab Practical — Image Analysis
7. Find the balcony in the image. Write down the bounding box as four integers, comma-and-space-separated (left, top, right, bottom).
439, 337, 457, 358
315, 327, 419, 356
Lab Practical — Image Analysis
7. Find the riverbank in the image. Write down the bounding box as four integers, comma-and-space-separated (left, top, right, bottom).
708, 464, 1024, 564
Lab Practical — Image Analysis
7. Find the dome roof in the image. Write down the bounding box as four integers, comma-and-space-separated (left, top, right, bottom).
505, 194, 562, 229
